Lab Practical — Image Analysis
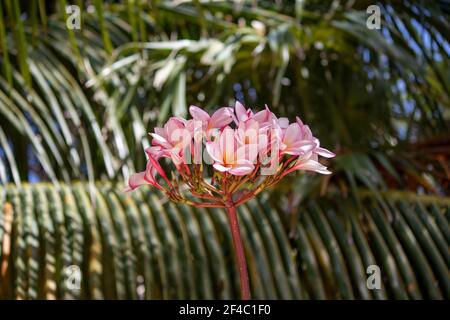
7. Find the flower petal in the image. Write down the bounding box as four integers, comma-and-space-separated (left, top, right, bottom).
253, 104, 274, 124
126, 172, 147, 191
213, 163, 230, 172
189, 105, 210, 122
301, 124, 313, 140
283, 140, 316, 155
149, 133, 172, 149
145, 146, 164, 159
236, 144, 258, 164
278, 117, 289, 128
283, 123, 301, 146
206, 141, 223, 163
144, 163, 158, 184
169, 148, 184, 166
229, 164, 254, 176
220, 127, 236, 164
154, 127, 166, 138
125, 165, 162, 191
235, 101, 247, 121
294, 159, 332, 174
316, 147, 336, 158
253, 110, 268, 124
210, 107, 233, 128
165, 117, 185, 132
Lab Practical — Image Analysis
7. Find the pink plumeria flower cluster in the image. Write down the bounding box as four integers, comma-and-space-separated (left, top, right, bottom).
125, 102, 335, 208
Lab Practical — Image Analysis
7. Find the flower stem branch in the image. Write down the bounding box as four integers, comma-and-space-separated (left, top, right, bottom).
182, 200, 225, 208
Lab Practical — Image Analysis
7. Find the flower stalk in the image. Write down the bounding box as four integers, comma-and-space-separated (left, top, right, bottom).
225, 203, 251, 300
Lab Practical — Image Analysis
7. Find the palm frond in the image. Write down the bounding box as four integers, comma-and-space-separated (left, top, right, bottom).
1, 183, 449, 299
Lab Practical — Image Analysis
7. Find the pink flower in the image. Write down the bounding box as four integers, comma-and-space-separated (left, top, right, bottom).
150, 117, 192, 166
288, 152, 332, 175
280, 122, 317, 156
145, 146, 165, 159
233, 101, 253, 124
124, 160, 162, 192
295, 117, 335, 158
235, 119, 268, 160
235, 119, 260, 145
278, 117, 290, 129
124, 145, 172, 192
189, 105, 233, 134
150, 117, 190, 150
206, 127, 257, 175
252, 104, 276, 127
124, 168, 157, 192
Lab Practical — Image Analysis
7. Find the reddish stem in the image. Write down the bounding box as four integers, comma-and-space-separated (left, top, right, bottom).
186, 200, 225, 208
226, 204, 251, 300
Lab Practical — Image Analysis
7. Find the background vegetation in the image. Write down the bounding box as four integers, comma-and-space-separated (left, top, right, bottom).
0, 0, 449, 299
